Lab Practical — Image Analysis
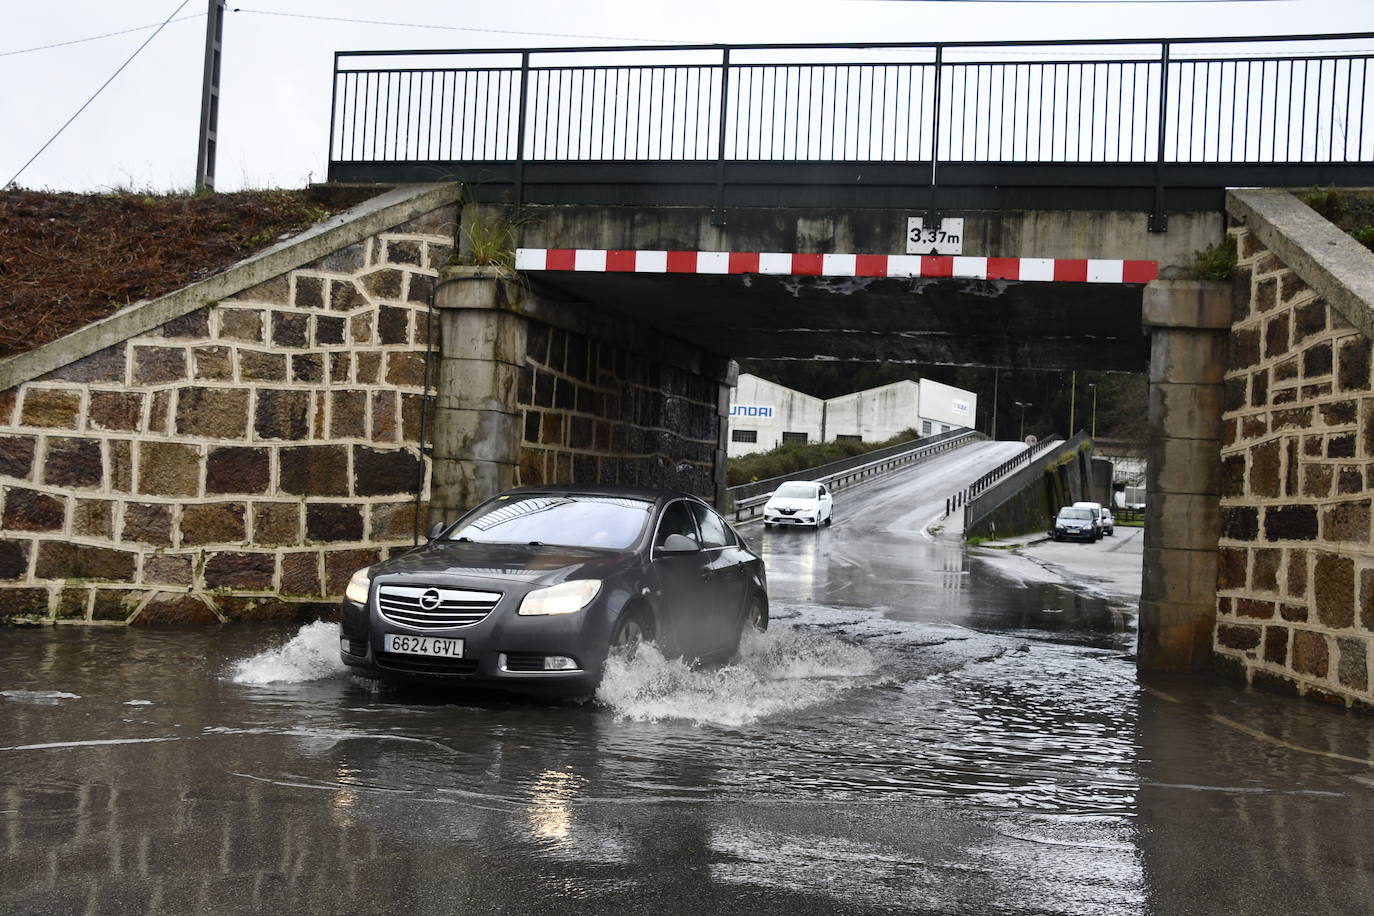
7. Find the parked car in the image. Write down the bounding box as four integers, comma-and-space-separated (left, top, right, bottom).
762, 480, 834, 528
1073, 501, 1112, 537
1098, 507, 1115, 536
1052, 506, 1098, 542
339, 486, 768, 695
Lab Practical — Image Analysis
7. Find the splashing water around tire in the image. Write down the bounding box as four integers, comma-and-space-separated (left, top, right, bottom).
595, 624, 885, 727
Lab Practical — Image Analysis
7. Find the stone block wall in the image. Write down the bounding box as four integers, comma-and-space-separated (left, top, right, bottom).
515, 319, 722, 498
1215, 222, 1374, 706
0, 205, 455, 624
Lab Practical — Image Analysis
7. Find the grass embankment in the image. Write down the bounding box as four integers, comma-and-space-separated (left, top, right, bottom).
0, 186, 376, 359
727, 428, 920, 487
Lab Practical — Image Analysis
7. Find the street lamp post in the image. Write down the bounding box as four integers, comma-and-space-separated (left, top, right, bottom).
1014, 401, 1032, 441
1087, 383, 1098, 438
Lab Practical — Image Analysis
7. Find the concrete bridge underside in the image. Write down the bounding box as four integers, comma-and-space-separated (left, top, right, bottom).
524, 271, 1149, 371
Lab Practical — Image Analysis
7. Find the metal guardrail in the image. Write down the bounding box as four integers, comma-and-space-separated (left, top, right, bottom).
329, 33, 1374, 225
943, 437, 1063, 518
727, 429, 983, 523
963, 432, 1092, 535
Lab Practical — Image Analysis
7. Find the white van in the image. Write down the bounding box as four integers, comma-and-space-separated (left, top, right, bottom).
1072, 501, 1113, 537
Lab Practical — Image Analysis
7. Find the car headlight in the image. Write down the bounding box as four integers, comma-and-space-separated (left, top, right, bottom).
518, 580, 601, 616
344, 568, 371, 604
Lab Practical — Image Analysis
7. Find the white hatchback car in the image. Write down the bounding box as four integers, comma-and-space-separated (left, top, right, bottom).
763, 480, 833, 529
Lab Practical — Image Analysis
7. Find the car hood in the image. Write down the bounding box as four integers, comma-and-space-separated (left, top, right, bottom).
368, 540, 636, 587
765, 497, 819, 510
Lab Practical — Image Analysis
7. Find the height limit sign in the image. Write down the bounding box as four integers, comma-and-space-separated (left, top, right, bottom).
906, 217, 964, 256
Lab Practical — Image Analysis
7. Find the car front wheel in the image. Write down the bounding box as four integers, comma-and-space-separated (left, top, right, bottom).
609, 609, 652, 660
746, 595, 769, 633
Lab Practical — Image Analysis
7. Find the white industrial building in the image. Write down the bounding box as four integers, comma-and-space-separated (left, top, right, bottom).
727, 374, 978, 457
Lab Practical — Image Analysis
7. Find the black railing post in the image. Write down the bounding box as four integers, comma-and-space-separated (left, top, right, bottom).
327, 53, 341, 178
927, 44, 944, 226
514, 51, 531, 208
1149, 41, 1171, 233
713, 47, 732, 226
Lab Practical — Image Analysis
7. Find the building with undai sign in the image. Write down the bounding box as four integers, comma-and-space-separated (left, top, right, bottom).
727, 375, 978, 457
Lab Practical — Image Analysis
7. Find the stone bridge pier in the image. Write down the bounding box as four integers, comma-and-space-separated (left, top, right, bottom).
427, 267, 736, 523
1138, 280, 1231, 673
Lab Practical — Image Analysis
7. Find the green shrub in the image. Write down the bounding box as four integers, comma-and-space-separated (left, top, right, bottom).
1187, 236, 1237, 282
727, 429, 920, 487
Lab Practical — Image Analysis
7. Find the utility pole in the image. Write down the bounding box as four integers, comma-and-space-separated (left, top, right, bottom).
1014, 401, 1032, 441
195, 0, 227, 191
1087, 382, 1098, 438
1068, 369, 1076, 435
990, 370, 999, 439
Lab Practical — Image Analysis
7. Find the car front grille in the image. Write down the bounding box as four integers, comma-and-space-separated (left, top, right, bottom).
376, 653, 481, 676
377, 585, 502, 629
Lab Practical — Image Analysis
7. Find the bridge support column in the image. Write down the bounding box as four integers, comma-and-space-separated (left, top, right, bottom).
1138, 280, 1231, 674
429, 268, 528, 524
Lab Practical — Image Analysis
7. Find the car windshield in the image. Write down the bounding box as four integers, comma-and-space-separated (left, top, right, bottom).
449, 495, 652, 549
1058, 508, 1093, 520
774, 482, 818, 499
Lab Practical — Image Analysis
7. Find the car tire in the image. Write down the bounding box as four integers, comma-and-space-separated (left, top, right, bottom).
609, 607, 653, 661
764, 522, 772, 529
746, 594, 769, 633
823, 514, 832, 527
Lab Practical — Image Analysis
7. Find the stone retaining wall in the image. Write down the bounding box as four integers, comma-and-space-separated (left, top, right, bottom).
0, 200, 456, 624
1215, 193, 1374, 707
516, 320, 721, 497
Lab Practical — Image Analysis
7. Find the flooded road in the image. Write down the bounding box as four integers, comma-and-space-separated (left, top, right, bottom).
4, 446, 1374, 915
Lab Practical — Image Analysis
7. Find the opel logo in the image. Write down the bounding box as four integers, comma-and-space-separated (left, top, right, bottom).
419, 588, 442, 610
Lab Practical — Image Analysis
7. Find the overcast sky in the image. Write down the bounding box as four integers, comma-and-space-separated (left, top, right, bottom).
3, 0, 1372, 193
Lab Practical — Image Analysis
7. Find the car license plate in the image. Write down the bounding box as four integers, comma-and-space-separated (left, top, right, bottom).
383, 634, 464, 658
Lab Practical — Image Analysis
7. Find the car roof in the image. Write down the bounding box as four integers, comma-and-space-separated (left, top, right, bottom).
497, 484, 703, 505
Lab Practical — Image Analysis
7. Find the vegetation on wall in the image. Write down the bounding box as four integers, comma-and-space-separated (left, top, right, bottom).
727, 428, 919, 486
1186, 236, 1237, 282
1297, 186, 1374, 252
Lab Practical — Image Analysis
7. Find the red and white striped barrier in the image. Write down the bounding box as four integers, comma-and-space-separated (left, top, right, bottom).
514, 248, 1158, 283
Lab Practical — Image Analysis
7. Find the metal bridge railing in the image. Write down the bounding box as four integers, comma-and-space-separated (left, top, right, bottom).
330, 33, 1374, 223
726, 429, 982, 523
963, 432, 1093, 536
943, 436, 1063, 520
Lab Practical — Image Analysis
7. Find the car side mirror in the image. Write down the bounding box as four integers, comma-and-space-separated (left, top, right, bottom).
427, 521, 448, 541
659, 533, 701, 554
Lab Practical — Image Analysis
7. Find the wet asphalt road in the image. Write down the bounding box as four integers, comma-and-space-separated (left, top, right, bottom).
4, 442, 1374, 915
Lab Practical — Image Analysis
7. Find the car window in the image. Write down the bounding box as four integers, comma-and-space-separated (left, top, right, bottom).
655, 501, 701, 548
690, 503, 732, 549
818, 485, 828, 497
1057, 508, 1093, 520
775, 482, 818, 499
450, 495, 652, 549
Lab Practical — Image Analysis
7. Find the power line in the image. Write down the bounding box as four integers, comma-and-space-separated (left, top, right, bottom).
3, 0, 195, 191
0, 14, 204, 58
228, 8, 678, 44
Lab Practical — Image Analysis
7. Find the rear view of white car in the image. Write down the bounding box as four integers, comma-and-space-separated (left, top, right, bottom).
763, 480, 833, 529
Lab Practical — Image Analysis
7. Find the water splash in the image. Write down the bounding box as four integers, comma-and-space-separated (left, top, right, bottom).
595, 624, 884, 727
230, 621, 347, 685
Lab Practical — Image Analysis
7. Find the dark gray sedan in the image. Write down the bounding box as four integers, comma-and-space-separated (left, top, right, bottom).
339, 486, 768, 695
